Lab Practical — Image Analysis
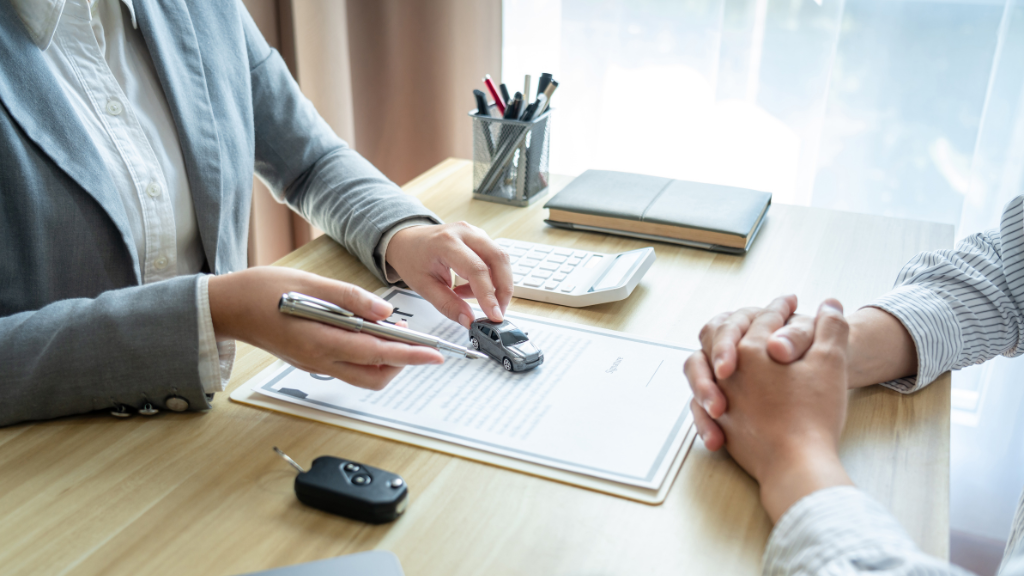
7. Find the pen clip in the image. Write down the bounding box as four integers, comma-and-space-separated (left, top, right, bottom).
285, 292, 354, 317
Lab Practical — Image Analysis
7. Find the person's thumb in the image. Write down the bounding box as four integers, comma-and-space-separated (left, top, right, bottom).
808, 299, 849, 359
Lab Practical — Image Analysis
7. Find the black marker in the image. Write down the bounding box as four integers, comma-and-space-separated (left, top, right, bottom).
499, 83, 511, 107
473, 89, 496, 156
473, 89, 490, 116
536, 73, 553, 97
502, 92, 521, 119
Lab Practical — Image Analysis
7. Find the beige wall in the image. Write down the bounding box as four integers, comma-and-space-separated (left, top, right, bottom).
343, 0, 502, 185
240, 0, 501, 266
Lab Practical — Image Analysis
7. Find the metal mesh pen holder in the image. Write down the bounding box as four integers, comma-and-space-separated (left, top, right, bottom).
470, 107, 551, 206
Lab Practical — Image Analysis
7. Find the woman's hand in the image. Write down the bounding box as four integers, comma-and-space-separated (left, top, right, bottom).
209, 267, 444, 390
385, 222, 513, 328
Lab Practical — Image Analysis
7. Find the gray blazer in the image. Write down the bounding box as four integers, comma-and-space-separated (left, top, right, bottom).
0, 0, 440, 426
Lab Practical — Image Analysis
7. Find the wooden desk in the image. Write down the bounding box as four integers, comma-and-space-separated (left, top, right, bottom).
0, 159, 952, 575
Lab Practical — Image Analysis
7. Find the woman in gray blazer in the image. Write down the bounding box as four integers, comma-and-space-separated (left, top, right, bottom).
0, 0, 511, 426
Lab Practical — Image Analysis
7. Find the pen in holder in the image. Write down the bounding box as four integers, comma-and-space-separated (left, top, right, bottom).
470, 106, 551, 206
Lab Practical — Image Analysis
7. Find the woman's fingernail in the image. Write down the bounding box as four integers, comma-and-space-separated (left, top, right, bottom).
371, 298, 392, 317
713, 358, 725, 376
491, 306, 504, 322
459, 313, 471, 328
702, 400, 714, 415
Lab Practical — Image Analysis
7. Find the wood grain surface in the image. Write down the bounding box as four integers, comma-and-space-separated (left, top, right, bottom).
0, 159, 952, 575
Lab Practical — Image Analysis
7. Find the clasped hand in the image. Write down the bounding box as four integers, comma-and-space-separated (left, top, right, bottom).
683, 296, 854, 521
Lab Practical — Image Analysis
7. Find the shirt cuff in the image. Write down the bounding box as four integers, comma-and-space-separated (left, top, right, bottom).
196, 275, 236, 393
866, 284, 962, 393
764, 486, 923, 576
374, 217, 437, 284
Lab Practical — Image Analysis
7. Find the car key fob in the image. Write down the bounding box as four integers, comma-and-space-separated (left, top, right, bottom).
274, 448, 408, 524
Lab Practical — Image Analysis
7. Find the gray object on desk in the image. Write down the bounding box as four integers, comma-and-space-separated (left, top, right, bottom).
238, 551, 404, 575
469, 107, 552, 207
543, 169, 772, 253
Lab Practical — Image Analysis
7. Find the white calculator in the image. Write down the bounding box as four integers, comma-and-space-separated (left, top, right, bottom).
496, 238, 656, 307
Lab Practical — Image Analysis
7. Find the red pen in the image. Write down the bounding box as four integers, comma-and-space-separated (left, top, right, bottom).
483, 75, 505, 115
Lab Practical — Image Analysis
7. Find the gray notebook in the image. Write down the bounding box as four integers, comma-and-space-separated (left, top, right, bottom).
543, 170, 771, 254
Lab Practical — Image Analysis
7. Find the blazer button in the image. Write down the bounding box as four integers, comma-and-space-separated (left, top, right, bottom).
165, 397, 189, 412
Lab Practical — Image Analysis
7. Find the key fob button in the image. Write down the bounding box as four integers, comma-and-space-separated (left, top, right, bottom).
343, 463, 360, 472
390, 478, 404, 489
352, 474, 371, 485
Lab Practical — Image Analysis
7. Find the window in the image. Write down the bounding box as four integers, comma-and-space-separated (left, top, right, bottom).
500, 328, 529, 346
503, 0, 1024, 237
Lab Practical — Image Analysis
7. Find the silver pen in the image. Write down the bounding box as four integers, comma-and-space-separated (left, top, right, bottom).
278, 292, 487, 360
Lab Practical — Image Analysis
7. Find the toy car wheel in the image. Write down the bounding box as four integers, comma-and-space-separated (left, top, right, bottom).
470, 337, 480, 350
502, 357, 513, 371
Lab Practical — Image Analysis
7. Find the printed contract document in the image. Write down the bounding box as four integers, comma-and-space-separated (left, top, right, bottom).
252, 288, 694, 489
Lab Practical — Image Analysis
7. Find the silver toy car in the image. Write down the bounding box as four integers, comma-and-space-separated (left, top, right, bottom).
468, 318, 544, 372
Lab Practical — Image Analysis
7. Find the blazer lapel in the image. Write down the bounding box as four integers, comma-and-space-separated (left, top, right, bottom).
0, 0, 141, 281
133, 0, 223, 272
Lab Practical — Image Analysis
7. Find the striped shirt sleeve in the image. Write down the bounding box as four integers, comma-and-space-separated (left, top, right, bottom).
869, 196, 1024, 393
764, 486, 982, 576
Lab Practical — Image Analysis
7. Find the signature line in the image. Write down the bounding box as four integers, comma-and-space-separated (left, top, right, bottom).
645, 360, 665, 387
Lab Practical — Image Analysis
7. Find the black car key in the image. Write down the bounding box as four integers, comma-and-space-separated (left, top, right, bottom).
273, 447, 409, 524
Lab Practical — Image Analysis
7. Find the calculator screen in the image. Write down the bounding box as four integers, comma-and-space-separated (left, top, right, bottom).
591, 251, 643, 291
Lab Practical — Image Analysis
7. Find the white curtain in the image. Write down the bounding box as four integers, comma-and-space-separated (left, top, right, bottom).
503, 0, 1024, 239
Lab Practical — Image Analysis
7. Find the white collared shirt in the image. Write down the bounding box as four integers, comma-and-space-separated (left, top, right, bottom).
763, 196, 1024, 575
14, 0, 229, 393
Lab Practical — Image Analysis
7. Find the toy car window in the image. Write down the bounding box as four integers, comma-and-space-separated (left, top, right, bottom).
490, 330, 500, 341
478, 326, 490, 337
500, 328, 528, 346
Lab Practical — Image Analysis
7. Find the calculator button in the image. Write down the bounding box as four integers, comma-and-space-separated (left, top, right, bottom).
523, 277, 545, 287
513, 274, 525, 284
514, 265, 532, 275
522, 257, 542, 267
532, 270, 553, 279
538, 262, 559, 271
554, 274, 567, 281
532, 246, 552, 253
559, 265, 575, 273
544, 281, 559, 290
511, 248, 528, 257
546, 255, 567, 264
560, 284, 575, 293
554, 248, 572, 255
497, 239, 513, 246
572, 251, 588, 257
